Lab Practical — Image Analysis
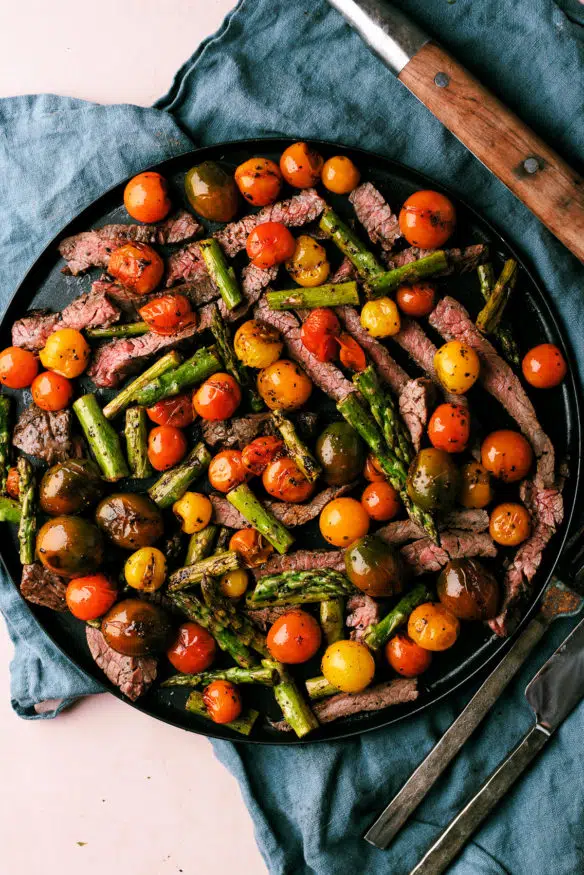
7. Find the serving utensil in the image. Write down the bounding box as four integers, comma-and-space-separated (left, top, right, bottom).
327, 0, 584, 263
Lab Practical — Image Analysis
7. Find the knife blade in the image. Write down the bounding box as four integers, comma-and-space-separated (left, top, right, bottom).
526, 615, 584, 731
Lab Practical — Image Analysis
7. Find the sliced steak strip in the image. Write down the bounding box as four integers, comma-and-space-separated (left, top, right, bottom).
242, 264, 279, 298
336, 306, 409, 393
251, 549, 346, 580
20, 563, 67, 612
245, 606, 291, 631
378, 509, 490, 544
401, 530, 497, 575
12, 311, 59, 351
393, 316, 466, 408
210, 484, 354, 530
330, 258, 356, 283
429, 296, 555, 487
386, 244, 488, 274
12, 287, 121, 351
13, 404, 75, 465
349, 182, 401, 252
166, 242, 207, 287
59, 211, 201, 275
346, 593, 382, 641
215, 189, 326, 257
202, 413, 273, 449
86, 626, 157, 701
399, 378, 436, 451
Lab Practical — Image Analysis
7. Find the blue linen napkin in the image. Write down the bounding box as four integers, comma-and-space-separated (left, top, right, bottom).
1, 1, 584, 872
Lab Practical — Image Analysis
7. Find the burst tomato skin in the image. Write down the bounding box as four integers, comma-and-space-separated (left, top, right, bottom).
396, 283, 436, 317
398, 190, 456, 248
208, 449, 248, 492
280, 142, 324, 188
235, 157, 283, 206
193, 374, 242, 421
262, 457, 315, 503
123, 172, 171, 223
138, 294, 195, 335
522, 343, 567, 389
246, 222, 296, 269
66, 574, 117, 621
229, 529, 274, 567
241, 436, 284, 476
203, 680, 242, 724
481, 430, 533, 483
108, 242, 164, 296
428, 403, 470, 453
363, 453, 386, 483
147, 425, 188, 471
5, 467, 19, 499
0, 346, 38, 388
31, 371, 73, 411
300, 308, 340, 362
386, 632, 433, 677
338, 334, 367, 371
146, 393, 194, 428
267, 609, 322, 664
167, 622, 216, 674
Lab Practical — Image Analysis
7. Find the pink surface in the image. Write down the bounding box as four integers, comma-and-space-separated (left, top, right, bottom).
0, 2, 267, 873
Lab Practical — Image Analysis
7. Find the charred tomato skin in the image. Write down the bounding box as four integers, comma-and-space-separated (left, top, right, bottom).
101, 599, 172, 657
95, 493, 164, 550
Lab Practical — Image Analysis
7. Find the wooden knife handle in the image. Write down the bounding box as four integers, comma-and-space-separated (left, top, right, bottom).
399, 42, 584, 263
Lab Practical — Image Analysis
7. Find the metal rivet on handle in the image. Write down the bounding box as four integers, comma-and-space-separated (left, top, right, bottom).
523, 157, 540, 174
434, 72, 450, 88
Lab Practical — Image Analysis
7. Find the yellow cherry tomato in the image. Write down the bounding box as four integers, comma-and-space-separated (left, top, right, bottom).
434, 340, 480, 395
124, 547, 167, 592
458, 462, 493, 509
234, 320, 283, 369
219, 568, 249, 599
172, 492, 212, 534
321, 156, 361, 194
319, 497, 370, 547
257, 359, 312, 411
285, 235, 330, 288
360, 298, 401, 338
408, 603, 460, 651
321, 640, 375, 693
39, 328, 90, 378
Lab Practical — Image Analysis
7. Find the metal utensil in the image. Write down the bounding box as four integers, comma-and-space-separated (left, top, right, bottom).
409, 614, 584, 874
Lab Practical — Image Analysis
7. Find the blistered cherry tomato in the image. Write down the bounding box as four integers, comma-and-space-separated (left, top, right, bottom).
241, 436, 284, 476
408, 603, 460, 651
234, 320, 283, 369
235, 157, 283, 206
124, 547, 167, 592
146, 393, 194, 428
267, 609, 322, 664
361, 481, 400, 522
108, 242, 164, 295
396, 282, 436, 317
138, 294, 195, 335
229, 529, 274, 568
208, 449, 248, 492
262, 457, 315, 503
0, 346, 38, 388
184, 161, 239, 222
386, 632, 433, 677
300, 308, 340, 362
193, 373, 242, 421
481, 430, 533, 483
434, 340, 480, 395
321, 156, 361, 194
31, 371, 73, 412
427, 403, 470, 453
147, 425, 187, 471
5, 467, 19, 499
458, 462, 493, 509
399, 190, 456, 248
363, 453, 386, 483
220, 569, 249, 599
338, 334, 367, 372
321, 640, 375, 693
123, 171, 171, 223
66, 573, 117, 621
257, 360, 312, 411
246, 222, 296, 269
522, 343, 567, 389
280, 142, 324, 188
285, 235, 330, 288
360, 298, 401, 338
167, 621, 216, 674
203, 680, 242, 724
489, 502, 531, 546
173, 492, 213, 534
319, 497, 370, 547
39, 329, 90, 379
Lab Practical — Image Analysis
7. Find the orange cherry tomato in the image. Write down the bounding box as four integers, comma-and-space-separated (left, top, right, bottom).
522, 343, 567, 389
203, 679, 242, 724
241, 436, 284, 476
363, 453, 386, 483
361, 481, 401, 522
321, 155, 361, 194
5, 466, 19, 499
65, 574, 117, 621
193, 373, 242, 421
386, 631, 433, 677
300, 308, 340, 362
229, 529, 274, 568
262, 457, 315, 503
208, 449, 248, 492
234, 157, 283, 206
280, 142, 324, 189
319, 497, 370, 547
246, 222, 296, 269
146, 393, 194, 428
0, 346, 38, 389
396, 282, 436, 317
408, 602, 460, 651
267, 609, 322, 664
31, 371, 73, 412
489, 502, 532, 547
138, 294, 195, 336
399, 190, 456, 248
166, 621, 216, 674
123, 171, 171, 223
427, 403, 470, 453
481, 430, 533, 483
338, 333, 367, 372
147, 425, 188, 471
108, 242, 164, 295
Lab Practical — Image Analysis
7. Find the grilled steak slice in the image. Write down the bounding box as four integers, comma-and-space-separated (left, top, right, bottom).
13, 404, 75, 464
399, 378, 436, 451
429, 297, 555, 487
215, 189, 326, 257
336, 306, 409, 393
242, 263, 279, 297
330, 258, 356, 283
86, 626, 157, 701
202, 413, 274, 449
245, 606, 291, 631
20, 563, 67, 611
252, 549, 346, 580
386, 244, 488, 274
378, 509, 490, 544
349, 182, 401, 252
346, 593, 381, 641
87, 321, 198, 388
210, 484, 354, 529
393, 316, 466, 408
12, 311, 59, 351
12, 287, 121, 351
59, 211, 201, 275
166, 242, 207, 287
401, 530, 497, 575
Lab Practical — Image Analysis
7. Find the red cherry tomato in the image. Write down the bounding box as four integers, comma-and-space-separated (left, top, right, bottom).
386, 632, 433, 677
166, 621, 217, 674
262, 457, 315, 503
522, 343, 567, 389
399, 190, 456, 248
0, 346, 38, 389
246, 222, 296, 269
300, 308, 340, 362
108, 242, 164, 296
146, 393, 194, 428
203, 680, 242, 724
241, 436, 284, 476
280, 142, 324, 189
5, 466, 19, 499
208, 449, 248, 492
65, 574, 117, 621
428, 404, 470, 453
481, 430, 533, 482
229, 529, 274, 568
267, 609, 322, 664
234, 157, 283, 207
361, 481, 401, 521
193, 373, 242, 421
396, 283, 436, 317
147, 425, 188, 471
31, 371, 73, 412
138, 294, 195, 335
124, 171, 171, 223
338, 333, 367, 372
363, 453, 386, 483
